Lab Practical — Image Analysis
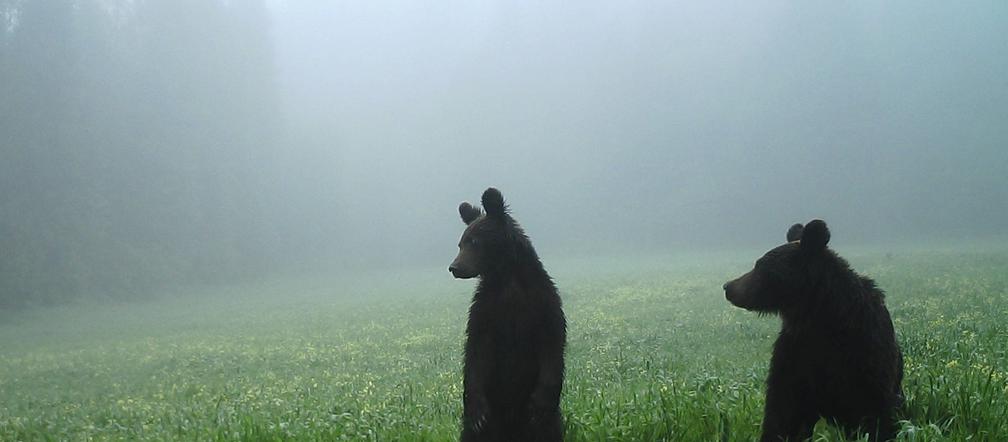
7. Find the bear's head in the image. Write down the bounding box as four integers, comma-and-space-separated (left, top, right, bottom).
723, 219, 831, 313
449, 187, 518, 279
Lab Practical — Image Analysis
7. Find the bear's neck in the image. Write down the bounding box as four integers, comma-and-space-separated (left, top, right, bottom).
781, 264, 878, 330
477, 245, 552, 293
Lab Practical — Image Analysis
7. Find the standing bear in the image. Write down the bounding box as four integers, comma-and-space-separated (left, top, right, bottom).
450, 188, 566, 442
723, 220, 903, 442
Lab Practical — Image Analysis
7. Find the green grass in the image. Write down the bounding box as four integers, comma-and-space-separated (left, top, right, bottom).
1, 245, 1007, 441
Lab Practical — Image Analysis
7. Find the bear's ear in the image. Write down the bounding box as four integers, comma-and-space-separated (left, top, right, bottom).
481, 187, 507, 218
786, 223, 804, 242
459, 202, 482, 225
800, 219, 830, 252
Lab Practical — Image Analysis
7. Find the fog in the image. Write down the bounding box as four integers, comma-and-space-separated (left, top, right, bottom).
1, 0, 1006, 307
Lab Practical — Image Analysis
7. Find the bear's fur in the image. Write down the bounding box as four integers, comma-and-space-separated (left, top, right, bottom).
450, 188, 566, 442
724, 220, 903, 442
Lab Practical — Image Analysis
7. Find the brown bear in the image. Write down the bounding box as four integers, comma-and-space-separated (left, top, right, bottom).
450, 187, 566, 442
724, 220, 903, 441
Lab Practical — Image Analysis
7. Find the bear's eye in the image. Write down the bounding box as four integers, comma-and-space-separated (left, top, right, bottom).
468, 237, 478, 245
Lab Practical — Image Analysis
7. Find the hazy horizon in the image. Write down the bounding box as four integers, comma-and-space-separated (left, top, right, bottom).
1, 0, 1006, 305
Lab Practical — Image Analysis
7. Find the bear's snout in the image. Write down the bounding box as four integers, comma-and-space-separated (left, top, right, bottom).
449, 262, 477, 279
723, 280, 736, 302
724, 277, 749, 307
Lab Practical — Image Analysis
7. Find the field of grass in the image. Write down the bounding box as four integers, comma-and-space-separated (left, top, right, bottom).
1, 244, 1007, 441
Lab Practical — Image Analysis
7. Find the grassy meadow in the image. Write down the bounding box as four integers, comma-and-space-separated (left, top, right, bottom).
1, 244, 1007, 441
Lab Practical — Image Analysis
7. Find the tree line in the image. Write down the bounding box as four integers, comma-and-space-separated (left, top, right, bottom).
0, 0, 316, 308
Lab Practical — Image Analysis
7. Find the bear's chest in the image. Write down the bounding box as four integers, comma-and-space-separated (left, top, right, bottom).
773, 327, 873, 395
470, 298, 541, 346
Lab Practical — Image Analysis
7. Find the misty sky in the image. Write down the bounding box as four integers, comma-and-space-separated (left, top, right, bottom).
264, 1, 1007, 262
2, 1, 1006, 305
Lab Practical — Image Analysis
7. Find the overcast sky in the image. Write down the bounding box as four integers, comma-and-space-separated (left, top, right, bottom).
262, 1, 1006, 262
